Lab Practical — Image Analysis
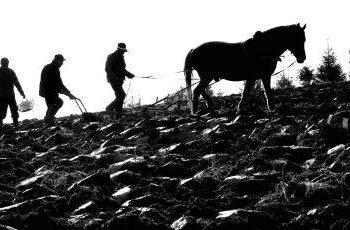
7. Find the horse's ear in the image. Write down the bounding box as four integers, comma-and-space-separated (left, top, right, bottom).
297, 23, 300, 27
302, 24, 306, 30
253, 31, 262, 41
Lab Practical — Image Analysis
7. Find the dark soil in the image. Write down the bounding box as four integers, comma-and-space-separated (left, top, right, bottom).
1, 81, 350, 230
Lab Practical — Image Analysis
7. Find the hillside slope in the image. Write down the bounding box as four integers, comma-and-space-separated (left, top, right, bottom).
1, 81, 350, 230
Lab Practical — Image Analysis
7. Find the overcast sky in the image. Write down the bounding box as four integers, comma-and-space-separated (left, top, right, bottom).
1, 0, 350, 122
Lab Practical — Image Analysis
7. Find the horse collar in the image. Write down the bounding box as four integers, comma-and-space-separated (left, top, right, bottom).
242, 37, 281, 61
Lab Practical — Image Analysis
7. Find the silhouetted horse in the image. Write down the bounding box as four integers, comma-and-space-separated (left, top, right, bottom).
185, 23, 306, 114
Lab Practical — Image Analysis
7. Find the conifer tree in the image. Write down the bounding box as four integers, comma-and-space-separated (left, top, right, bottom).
275, 72, 294, 89
298, 66, 314, 86
316, 44, 345, 82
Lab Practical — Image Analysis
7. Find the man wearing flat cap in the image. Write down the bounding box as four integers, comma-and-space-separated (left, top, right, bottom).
39, 54, 77, 125
105, 42, 135, 119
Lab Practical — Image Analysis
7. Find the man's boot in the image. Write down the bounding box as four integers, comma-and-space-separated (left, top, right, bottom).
114, 111, 122, 120
106, 107, 116, 119
13, 118, 19, 128
44, 116, 55, 126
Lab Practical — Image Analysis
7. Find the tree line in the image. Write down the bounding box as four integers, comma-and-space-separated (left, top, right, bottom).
275, 43, 347, 89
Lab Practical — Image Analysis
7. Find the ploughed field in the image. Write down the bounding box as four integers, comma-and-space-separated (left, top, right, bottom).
1, 82, 350, 230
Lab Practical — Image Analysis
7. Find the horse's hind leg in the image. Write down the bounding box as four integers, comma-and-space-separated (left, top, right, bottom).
237, 79, 254, 113
201, 87, 214, 110
193, 82, 204, 113
193, 80, 211, 113
261, 77, 275, 110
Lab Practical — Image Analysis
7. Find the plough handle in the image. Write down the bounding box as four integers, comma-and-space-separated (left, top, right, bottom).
74, 98, 88, 114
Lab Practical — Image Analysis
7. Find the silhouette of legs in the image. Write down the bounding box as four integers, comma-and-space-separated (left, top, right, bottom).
44, 94, 63, 124
0, 98, 8, 122
0, 97, 19, 128
193, 76, 213, 113
201, 86, 214, 110
261, 76, 275, 111
237, 79, 254, 113
8, 97, 19, 127
0, 98, 6, 130
106, 78, 126, 118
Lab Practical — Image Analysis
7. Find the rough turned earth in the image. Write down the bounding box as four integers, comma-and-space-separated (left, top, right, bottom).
1, 81, 350, 230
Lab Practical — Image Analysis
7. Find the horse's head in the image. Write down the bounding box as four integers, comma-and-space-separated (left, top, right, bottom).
287, 23, 306, 63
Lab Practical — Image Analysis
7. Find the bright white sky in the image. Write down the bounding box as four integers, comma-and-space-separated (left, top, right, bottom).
1, 0, 350, 122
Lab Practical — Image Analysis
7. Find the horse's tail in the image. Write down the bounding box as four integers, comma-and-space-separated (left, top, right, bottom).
184, 49, 194, 113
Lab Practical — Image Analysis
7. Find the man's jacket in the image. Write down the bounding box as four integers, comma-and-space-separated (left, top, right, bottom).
39, 62, 70, 97
105, 51, 133, 82
0, 67, 23, 98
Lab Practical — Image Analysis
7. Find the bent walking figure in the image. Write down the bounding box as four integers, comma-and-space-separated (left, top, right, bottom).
105, 42, 135, 119
39, 54, 77, 125
0, 58, 26, 130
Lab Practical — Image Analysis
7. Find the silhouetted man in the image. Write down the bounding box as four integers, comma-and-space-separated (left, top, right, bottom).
105, 42, 135, 119
0, 58, 26, 130
39, 54, 77, 125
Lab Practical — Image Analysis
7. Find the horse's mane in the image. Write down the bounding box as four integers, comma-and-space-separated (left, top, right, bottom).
251, 24, 299, 43
243, 24, 301, 56
264, 24, 296, 34
263, 24, 301, 40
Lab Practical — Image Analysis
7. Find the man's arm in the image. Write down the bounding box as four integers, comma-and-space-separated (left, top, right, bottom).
12, 71, 25, 98
57, 76, 69, 95
121, 55, 134, 78
14, 80, 25, 98
124, 69, 135, 78
57, 75, 77, 99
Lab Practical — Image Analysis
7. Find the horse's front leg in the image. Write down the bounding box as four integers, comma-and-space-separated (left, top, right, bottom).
261, 76, 275, 111
237, 79, 254, 113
